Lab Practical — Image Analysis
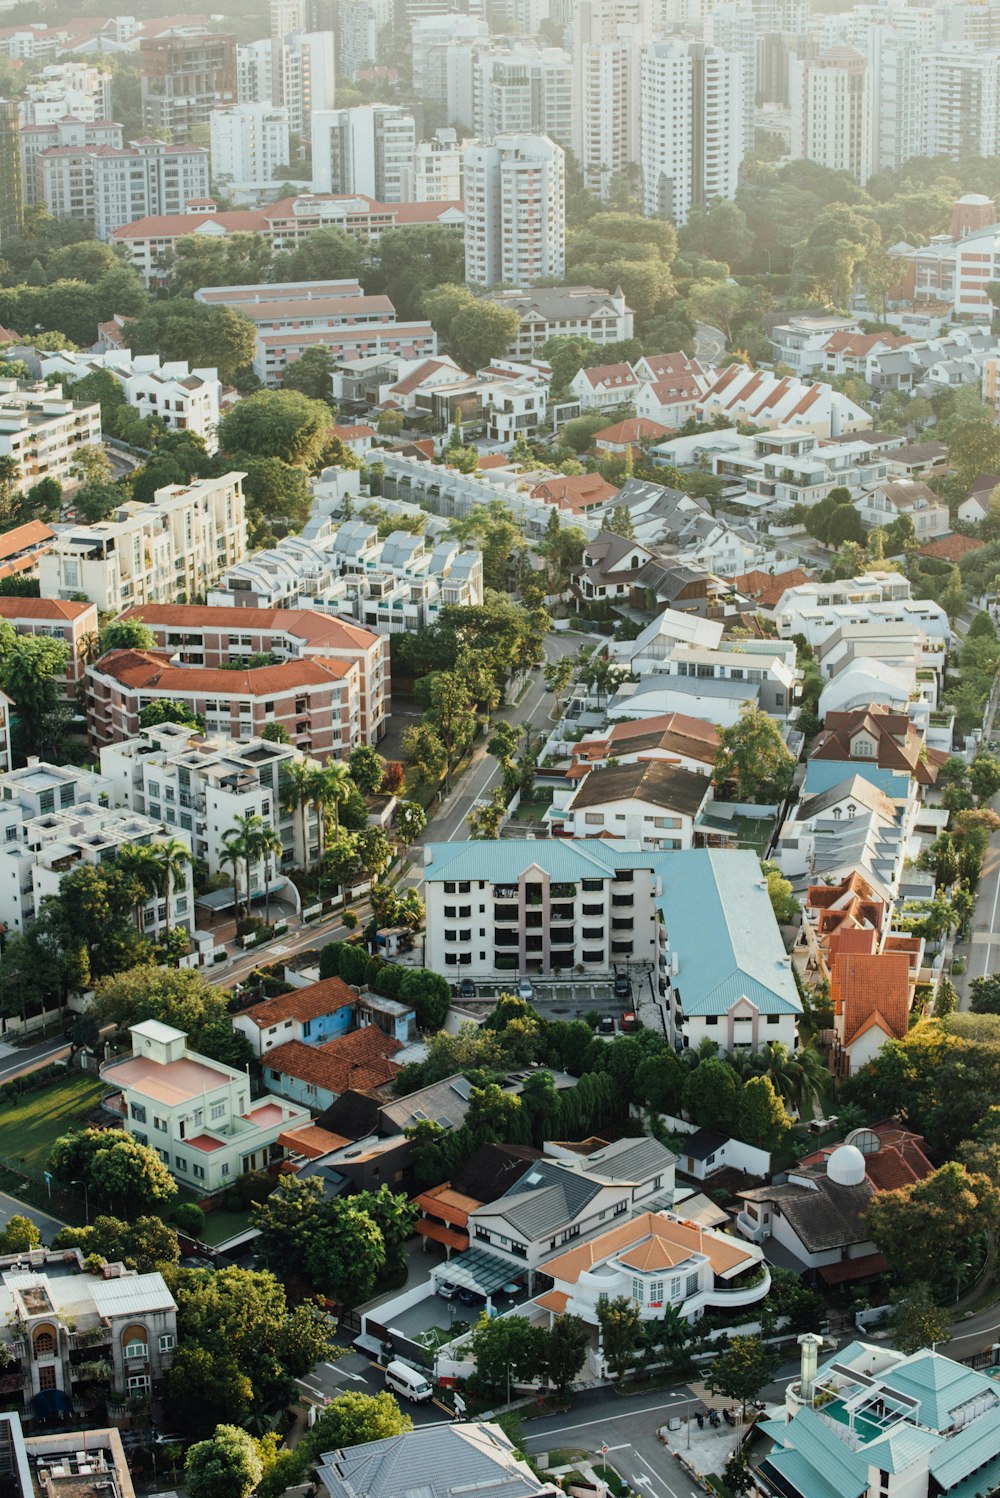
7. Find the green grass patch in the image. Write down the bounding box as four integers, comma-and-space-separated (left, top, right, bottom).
200, 1207, 252, 1246
0, 1073, 107, 1176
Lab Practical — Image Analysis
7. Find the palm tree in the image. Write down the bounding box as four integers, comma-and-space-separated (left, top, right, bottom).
229, 811, 267, 920
280, 759, 318, 870
221, 829, 245, 922
153, 836, 192, 936
310, 761, 351, 851
116, 842, 163, 937
255, 824, 284, 924
76, 632, 101, 667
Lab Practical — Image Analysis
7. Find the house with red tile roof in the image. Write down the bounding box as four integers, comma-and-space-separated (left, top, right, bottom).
530, 473, 620, 513
569, 711, 721, 776
592, 417, 670, 455
232, 977, 358, 1059
0, 520, 56, 581
697, 363, 872, 438
918, 533, 985, 564
570, 362, 641, 411
725, 568, 811, 613
262, 1026, 403, 1112
0, 595, 98, 702
830, 946, 914, 1075
811, 705, 946, 788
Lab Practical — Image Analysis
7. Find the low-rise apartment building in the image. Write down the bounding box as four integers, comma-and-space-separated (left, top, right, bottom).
109, 192, 465, 285
485, 286, 633, 359
232, 977, 357, 1060
39, 351, 221, 452
38, 473, 247, 612
0, 597, 97, 705
422, 841, 801, 1052
116, 603, 389, 744
0, 520, 56, 583
710, 427, 890, 508
697, 364, 871, 437
86, 651, 362, 758
854, 479, 950, 539
549, 761, 713, 849
207, 524, 484, 634
0, 1248, 178, 1409
99, 722, 324, 880
0, 795, 194, 938
0, 383, 101, 492
101, 1019, 311, 1191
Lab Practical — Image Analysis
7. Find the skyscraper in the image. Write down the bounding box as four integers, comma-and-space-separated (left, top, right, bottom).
640, 42, 746, 224
0, 100, 23, 243
572, 0, 652, 198
311, 104, 417, 201
790, 44, 872, 182
463, 133, 565, 287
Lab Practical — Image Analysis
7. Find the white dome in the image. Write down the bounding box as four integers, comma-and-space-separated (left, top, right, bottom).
827, 1144, 866, 1187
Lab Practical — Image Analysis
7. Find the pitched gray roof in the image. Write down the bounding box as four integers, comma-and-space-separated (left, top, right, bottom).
487, 1161, 603, 1238
317, 1421, 558, 1498
580, 1135, 677, 1180
568, 760, 710, 817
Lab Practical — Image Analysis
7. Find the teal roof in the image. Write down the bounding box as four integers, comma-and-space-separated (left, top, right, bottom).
424, 842, 800, 1019
803, 760, 911, 802
880, 1352, 997, 1434
761, 1406, 868, 1498
423, 839, 653, 883
657, 848, 802, 1016
929, 1402, 1000, 1489
862, 1425, 941, 1474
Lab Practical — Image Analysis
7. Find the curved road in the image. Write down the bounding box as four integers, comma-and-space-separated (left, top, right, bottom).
694, 323, 726, 366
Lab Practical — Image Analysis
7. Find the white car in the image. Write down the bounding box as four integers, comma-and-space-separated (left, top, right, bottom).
518, 978, 534, 1001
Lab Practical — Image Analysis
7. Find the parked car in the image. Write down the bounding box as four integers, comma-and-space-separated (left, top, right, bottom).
436, 1280, 458, 1299
385, 1360, 434, 1404
596, 1015, 616, 1034
518, 978, 534, 1000
458, 1287, 481, 1306
621, 1011, 641, 1033
613, 972, 632, 999
458, 978, 477, 999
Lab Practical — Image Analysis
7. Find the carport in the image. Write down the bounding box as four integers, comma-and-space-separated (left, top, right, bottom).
433, 1248, 521, 1299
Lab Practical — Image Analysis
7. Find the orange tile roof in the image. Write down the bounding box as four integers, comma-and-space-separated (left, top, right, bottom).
122, 603, 379, 651
415, 1219, 468, 1252
412, 1185, 480, 1226
535, 1289, 570, 1314
234, 978, 357, 1029
581, 362, 640, 389
96, 648, 354, 697
543, 1211, 754, 1285
0, 596, 93, 621
331, 424, 375, 440
265, 1027, 402, 1095
833, 951, 912, 1047
727, 568, 811, 610
0, 520, 55, 560
919, 534, 986, 563
277, 1123, 351, 1158
593, 417, 669, 446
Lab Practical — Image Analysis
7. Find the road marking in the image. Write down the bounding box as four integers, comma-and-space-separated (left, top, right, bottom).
985, 850, 1000, 977
633, 1450, 699, 1498
525, 1395, 687, 1440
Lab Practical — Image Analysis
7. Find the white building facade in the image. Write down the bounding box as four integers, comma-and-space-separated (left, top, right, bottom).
463, 133, 565, 287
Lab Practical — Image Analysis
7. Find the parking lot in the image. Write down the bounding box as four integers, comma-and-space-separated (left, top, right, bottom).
452, 971, 659, 1026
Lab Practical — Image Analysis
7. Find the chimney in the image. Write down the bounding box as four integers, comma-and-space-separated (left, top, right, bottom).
798, 1333, 824, 1404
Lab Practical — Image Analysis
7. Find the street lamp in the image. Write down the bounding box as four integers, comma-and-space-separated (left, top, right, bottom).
70, 1179, 89, 1226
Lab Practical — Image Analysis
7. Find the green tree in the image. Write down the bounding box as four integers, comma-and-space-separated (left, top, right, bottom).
297, 1391, 412, 1469
683, 1057, 740, 1132
49, 1128, 177, 1215
469, 1313, 547, 1397
92, 964, 252, 1069
707, 1335, 779, 1417
0, 625, 69, 750
714, 702, 795, 802
218, 389, 332, 468
606, 504, 636, 539
890, 1282, 950, 1355
864, 1159, 1000, 1287
349, 745, 386, 795
737, 1075, 790, 1150
281, 344, 336, 404
272, 227, 363, 284
934, 975, 959, 1018
761, 861, 799, 923
969, 974, 1000, 1014
544, 1314, 590, 1397
166, 232, 274, 297
970, 753, 1000, 804
424, 286, 521, 369
0, 1215, 39, 1254
130, 301, 257, 385
240, 456, 314, 538
138, 699, 203, 731
368, 226, 466, 320
395, 800, 426, 848
185, 1426, 263, 1498
596, 1293, 643, 1383
98, 618, 155, 655
163, 1265, 332, 1435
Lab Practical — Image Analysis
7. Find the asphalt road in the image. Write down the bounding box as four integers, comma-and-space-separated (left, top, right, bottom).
520, 1388, 702, 1498
0, 1190, 67, 1243
693, 324, 726, 367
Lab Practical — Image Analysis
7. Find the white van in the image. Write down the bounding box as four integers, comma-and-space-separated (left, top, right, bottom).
384, 1359, 434, 1403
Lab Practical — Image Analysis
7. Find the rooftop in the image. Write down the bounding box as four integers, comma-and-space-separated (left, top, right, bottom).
234, 978, 357, 1030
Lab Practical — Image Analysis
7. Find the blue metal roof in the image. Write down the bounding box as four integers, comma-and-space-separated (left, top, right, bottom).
657, 847, 802, 1016
762, 1406, 869, 1498
863, 1425, 941, 1475
803, 760, 911, 802
880, 1352, 997, 1435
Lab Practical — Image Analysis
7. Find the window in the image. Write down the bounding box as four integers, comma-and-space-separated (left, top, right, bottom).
650, 1279, 664, 1303
130, 1103, 147, 1123
159, 1333, 175, 1353
154, 1116, 166, 1132
34, 1330, 55, 1355
124, 1338, 147, 1358
174, 1155, 188, 1172
222, 1163, 230, 1177
38, 1366, 57, 1391
631, 1277, 644, 1303
127, 1374, 150, 1392
192, 1163, 205, 1180
210, 1101, 226, 1120
686, 1272, 699, 1295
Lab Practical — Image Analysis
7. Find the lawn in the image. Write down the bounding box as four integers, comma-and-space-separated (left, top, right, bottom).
0, 1073, 107, 1176
200, 1207, 253, 1247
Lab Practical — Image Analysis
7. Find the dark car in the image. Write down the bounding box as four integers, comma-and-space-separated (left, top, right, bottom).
458, 978, 477, 999
458, 1288, 481, 1306
613, 972, 632, 998
597, 1015, 616, 1034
